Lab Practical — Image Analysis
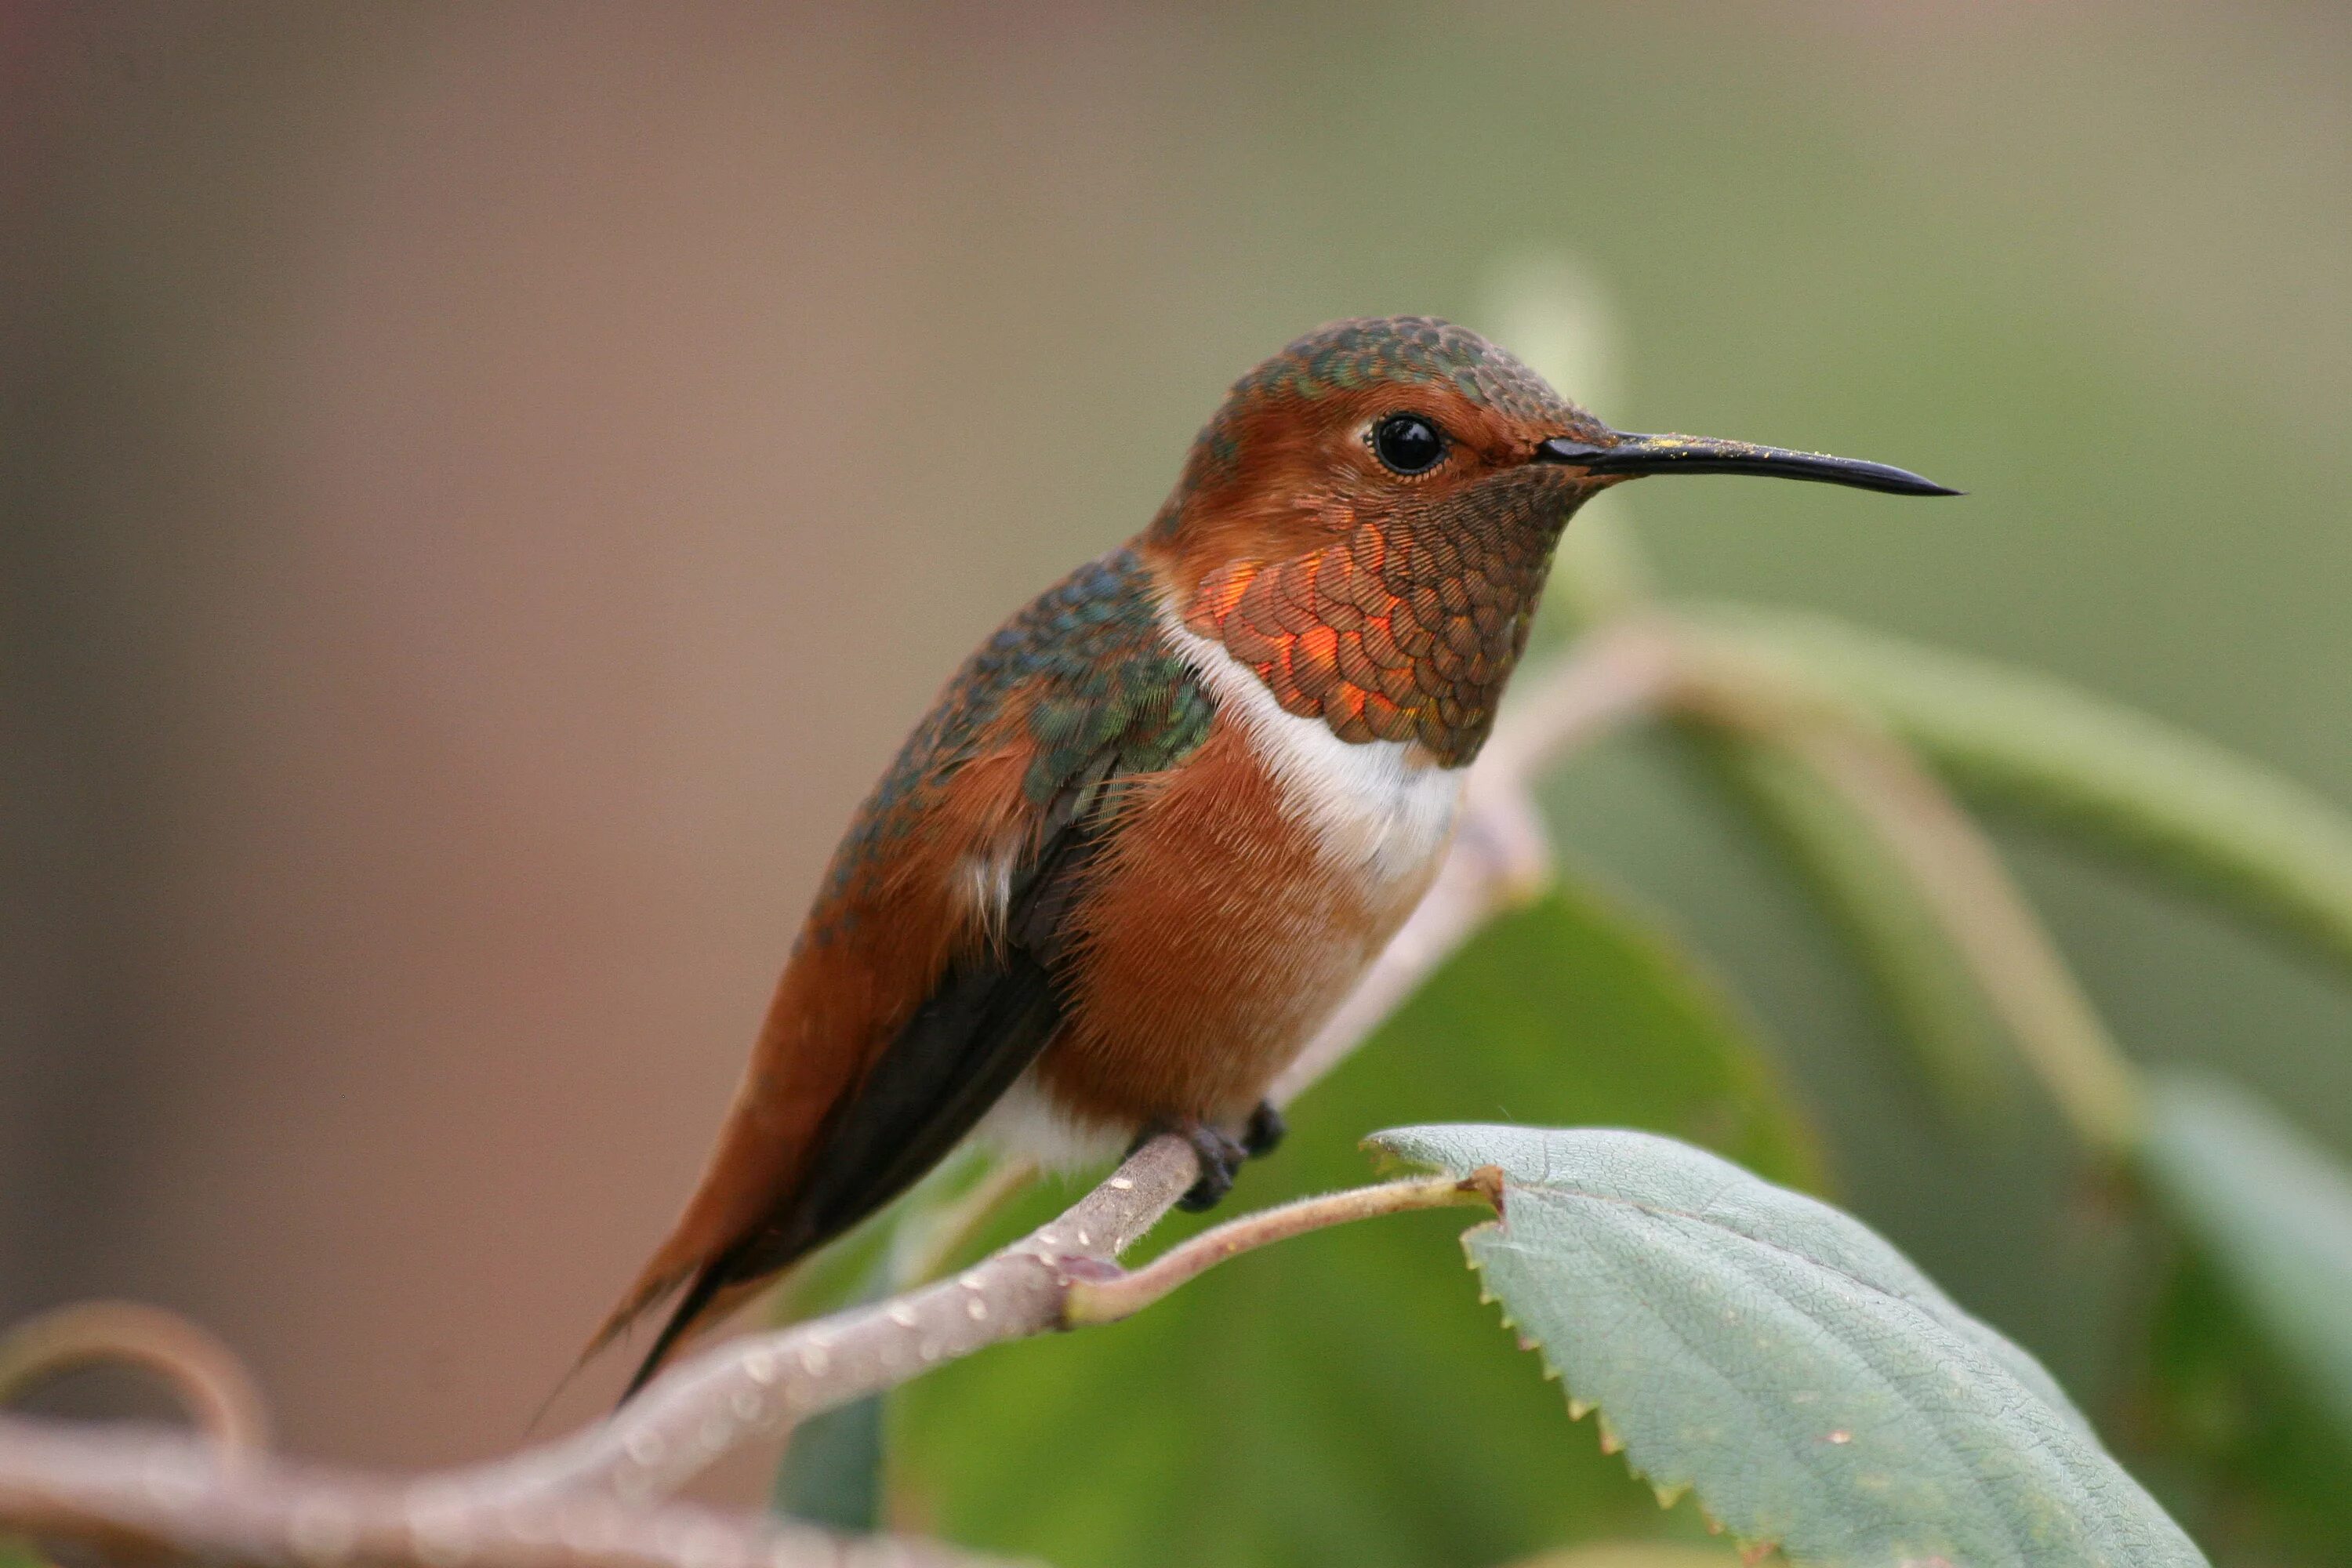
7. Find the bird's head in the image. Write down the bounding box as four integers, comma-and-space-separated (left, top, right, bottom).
1145, 316, 1951, 762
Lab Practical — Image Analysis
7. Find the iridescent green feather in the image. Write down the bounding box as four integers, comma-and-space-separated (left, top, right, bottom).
811, 546, 1210, 938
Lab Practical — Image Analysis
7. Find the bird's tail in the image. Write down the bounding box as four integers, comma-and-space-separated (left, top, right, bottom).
521, 1258, 695, 1436
580, 1245, 696, 1370
620, 1257, 789, 1402
577, 1087, 814, 1401
615, 1264, 731, 1402
581, 1242, 788, 1405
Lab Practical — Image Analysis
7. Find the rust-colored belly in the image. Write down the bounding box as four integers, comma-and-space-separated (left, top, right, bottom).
1035, 720, 1445, 1131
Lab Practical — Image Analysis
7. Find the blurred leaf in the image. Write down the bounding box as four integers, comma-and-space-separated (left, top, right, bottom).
1697, 606, 2352, 978
895, 877, 1823, 1568
1374, 1123, 2205, 1568
1502, 1547, 1741, 1568
0, 1537, 52, 1568
2127, 1251, 2352, 1566
1696, 726, 2015, 1116
2139, 1070, 2352, 1446
773, 1394, 884, 1531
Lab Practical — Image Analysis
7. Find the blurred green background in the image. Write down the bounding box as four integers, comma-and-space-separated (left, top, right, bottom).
5, 3, 2350, 1563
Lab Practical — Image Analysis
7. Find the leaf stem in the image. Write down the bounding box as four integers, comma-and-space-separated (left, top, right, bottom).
1062, 1173, 1501, 1327
1782, 720, 2145, 1152
1702, 604, 2352, 985
1700, 730, 2013, 1114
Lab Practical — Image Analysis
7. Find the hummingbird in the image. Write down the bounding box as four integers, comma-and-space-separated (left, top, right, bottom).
593, 316, 1951, 1396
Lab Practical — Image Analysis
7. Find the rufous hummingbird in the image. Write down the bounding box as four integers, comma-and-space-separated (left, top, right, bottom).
594, 316, 1951, 1396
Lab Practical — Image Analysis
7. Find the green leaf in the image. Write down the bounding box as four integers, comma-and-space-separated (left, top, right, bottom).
0, 1537, 52, 1568
2139, 1070, 2352, 1446
1507, 1548, 1741, 1568
772, 1394, 885, 1531
895, 879, 1824, 1568
2129, 1250, 2352, 1565
1372, 1123, 2205, 1568
1697, 605, 2352, 979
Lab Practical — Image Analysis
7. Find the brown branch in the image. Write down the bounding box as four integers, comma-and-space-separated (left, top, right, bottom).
471, 1135, 1202, 1506
0, 626, 1668, 1564
0, 1301, 270, 1456
0, 1416, 1019, 1568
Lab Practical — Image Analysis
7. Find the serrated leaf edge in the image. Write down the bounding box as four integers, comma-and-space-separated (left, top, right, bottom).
1459, 1228, 1787, 1564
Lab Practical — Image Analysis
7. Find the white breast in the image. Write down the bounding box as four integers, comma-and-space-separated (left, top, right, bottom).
1160, 611, 1465, 885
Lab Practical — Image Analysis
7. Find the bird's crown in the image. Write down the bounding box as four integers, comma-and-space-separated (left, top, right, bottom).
1219, 315, 1571, 425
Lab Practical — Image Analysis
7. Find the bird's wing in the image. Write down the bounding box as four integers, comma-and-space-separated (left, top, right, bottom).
755, 741, 1119, 1265
595, 547, 1213, 1396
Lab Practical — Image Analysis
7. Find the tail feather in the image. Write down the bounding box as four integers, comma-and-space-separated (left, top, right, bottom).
580, 1248, 696, 1367
593, 1247, 789, 1405
579, 1141, 788, 1399
617, 1262, 734, 1403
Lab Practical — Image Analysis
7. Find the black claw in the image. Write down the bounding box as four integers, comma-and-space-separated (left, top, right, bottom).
1242, 1102, 1286, 1160
1178, 1122, 1246, 1210
1177, 1163, 1234, 1212
1133, 1116, 1247, 1211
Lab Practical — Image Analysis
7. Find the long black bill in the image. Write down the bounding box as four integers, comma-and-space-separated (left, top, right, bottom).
1537, 431, 1958, 497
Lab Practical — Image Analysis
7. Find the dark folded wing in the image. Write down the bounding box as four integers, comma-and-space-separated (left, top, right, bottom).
735, 746, 1122, 1271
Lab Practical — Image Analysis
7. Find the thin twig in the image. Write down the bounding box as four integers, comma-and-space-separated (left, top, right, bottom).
1062, 1173, 1497, 1327
0, 1416, 1018, 1568
468, 1134, 1200, 1505
1777, 718, 2145, 1152
0, 1301, 270, 1456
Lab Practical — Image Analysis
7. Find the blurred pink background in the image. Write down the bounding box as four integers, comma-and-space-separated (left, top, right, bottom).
11, 2, 2352, 1525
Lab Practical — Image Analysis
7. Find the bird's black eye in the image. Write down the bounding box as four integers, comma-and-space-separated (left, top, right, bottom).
1372, 412, 1446, 475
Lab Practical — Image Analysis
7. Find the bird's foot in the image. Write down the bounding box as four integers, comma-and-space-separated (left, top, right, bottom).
1130, 1117, 1250, 1212
1242, 1101, 1286, 1159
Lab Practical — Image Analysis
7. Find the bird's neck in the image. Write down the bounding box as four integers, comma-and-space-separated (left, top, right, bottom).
1147, 510, 1563, 768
